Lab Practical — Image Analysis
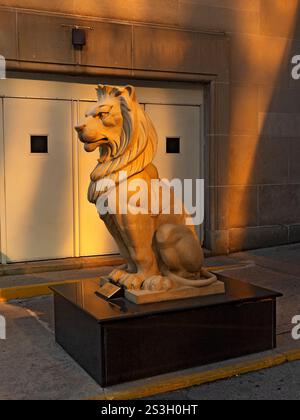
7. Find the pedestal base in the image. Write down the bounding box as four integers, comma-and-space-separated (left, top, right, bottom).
51, 275, 281, 387
126, 281, 225, 304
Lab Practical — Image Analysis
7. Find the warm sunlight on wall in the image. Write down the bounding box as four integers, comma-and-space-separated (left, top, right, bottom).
225, 0, 299, 250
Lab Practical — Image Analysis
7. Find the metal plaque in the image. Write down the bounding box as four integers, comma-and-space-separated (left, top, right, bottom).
96, 280, 124, 300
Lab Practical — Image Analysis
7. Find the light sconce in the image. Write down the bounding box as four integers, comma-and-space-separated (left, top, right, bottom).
62, 24, 93, 50
72, 27, 86, 49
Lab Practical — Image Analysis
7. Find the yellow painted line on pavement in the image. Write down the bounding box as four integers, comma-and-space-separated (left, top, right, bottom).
285, 349, 300, 362
89, 351, 300, 400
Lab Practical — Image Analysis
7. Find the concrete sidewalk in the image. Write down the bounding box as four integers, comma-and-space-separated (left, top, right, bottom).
0, 244, 300, 400
207, 244, 300, 341
145, 361, 300, 400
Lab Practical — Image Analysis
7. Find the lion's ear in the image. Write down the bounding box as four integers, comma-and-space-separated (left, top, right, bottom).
96, 84, 106, 100
124, 85, 136, 101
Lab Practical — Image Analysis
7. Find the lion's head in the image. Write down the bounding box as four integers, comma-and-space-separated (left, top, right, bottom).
76, 84, 158, 203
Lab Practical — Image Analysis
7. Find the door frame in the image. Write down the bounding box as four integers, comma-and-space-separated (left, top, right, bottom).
0, 98, 7, 264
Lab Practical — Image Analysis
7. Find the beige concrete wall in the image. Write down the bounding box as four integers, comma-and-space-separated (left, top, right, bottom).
1, 0, 300, 253
0, 1, 260, 29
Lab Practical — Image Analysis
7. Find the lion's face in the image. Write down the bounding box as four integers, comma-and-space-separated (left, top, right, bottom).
76, 84, 157, 192
75, 85, 134, 160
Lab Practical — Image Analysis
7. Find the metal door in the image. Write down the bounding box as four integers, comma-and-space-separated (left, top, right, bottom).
3, 98, 74, 262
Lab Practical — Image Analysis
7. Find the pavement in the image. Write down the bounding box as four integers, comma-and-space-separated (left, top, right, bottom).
145, 361, 300, 400
0, 244, 300, 400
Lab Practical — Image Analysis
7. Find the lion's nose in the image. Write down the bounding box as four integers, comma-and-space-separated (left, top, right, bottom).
75, 124, 86, 133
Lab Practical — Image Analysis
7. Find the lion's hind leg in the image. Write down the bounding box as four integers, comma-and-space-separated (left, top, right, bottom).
155, 224, 217, 288
155, 224, 204, 277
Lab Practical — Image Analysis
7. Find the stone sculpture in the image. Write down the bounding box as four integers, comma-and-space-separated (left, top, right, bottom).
76, 84, 222, 300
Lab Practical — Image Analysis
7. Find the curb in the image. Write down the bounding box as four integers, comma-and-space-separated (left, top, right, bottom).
0, 279, 83, 302
90, 350, 300, 400
0, 256, 125, 277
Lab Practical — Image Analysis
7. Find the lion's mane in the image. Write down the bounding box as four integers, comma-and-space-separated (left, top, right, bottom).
88, 86, 158, 204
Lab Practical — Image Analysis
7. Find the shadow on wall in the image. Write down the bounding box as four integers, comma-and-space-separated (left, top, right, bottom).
222, 0, 300, 252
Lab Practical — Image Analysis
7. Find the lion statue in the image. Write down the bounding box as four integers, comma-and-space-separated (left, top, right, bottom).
76, 84, 217, 292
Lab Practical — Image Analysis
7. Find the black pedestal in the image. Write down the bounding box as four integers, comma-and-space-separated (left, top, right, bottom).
51, 275, 282, 387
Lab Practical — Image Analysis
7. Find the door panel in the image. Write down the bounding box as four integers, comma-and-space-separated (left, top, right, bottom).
4, 98, 74, 262
78, 102, 118, 257
146, 104, 202, 236
146, 104, 201, 181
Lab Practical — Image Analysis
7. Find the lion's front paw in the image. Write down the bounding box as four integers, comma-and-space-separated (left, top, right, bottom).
143, 276, 174, 292
119, 273, 145, 290
109, 268, 128, 284
109, 269, 146, 290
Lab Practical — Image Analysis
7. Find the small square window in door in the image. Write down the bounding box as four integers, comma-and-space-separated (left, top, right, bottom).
166, 137, 180, 154
31, 135, 48, 153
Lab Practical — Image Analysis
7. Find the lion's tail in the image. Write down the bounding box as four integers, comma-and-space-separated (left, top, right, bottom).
165, 268, 217, 288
